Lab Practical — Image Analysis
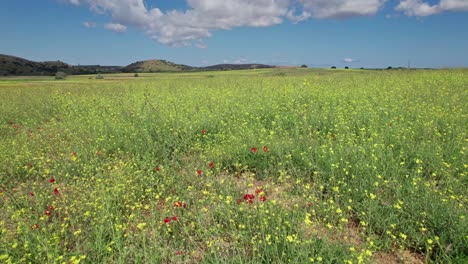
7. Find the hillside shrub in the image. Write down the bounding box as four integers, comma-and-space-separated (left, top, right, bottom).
55, 71, 66, 80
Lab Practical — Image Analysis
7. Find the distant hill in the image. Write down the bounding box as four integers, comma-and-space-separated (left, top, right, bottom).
201, 64, 273, 71
122, 59, 195, 73
0, 54, 71, 76
0, 54, 122, 76
0, 54, 275, 76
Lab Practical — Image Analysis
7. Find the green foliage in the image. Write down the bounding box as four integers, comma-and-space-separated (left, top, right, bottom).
134, 73, 139, 77
0, 69, 467, 263
55, 71, 66, 80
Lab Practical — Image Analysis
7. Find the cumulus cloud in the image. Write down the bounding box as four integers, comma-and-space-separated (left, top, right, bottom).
299, 0, 387, 19
64, 0, 468, 46
104, 23, 127, 33
396, 0, 468, 16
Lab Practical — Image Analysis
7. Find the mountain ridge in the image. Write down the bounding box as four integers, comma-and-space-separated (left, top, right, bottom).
0, 54, 274, 76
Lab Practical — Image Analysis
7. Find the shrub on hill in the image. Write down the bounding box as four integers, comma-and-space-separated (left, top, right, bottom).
55, 71, 66, 80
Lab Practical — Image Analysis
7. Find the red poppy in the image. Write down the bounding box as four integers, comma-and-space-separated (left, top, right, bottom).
155, 166, 161, 172
243, 194, 255, 200
237, 199, 243, 204
248, 199, 253, 204
307, 202, 312, 207
197, 169, 203, 176
208, 162, 215, 169
263, 146, 268, 152
48, 178, 55, 183
44, 210, 51, 216
201, 129, 207, 135
174, 201, 183, 207
49, 205, 54, 210
28, 192, 34, 197
255, 188, 263, 195
53, 188, 60, 196
26, 163, 33, 167
176, 251, 183, 256
71, 152, 77, 157
251, 147, 257, 153
172, 215, 178, 221
96, 151, 102, 156
164, 217, 171, 224
260, 196, 267, 202
183, 203, 187, 208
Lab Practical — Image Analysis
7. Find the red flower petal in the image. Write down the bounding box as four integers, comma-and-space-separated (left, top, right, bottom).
164, 217, 171, 224
251, 147, 257, 153
172, 215, 178, 221
53, 188, 60, 196
48, 178, 55, 183
197, 169, 203, 176
263, 146, 268, 152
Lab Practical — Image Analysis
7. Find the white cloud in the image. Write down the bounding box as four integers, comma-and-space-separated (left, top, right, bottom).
299, 0, 387, 19
64, 0, 468, 46
396, 0, 468, 16
82, 21, 96, 28
104, 23, 127, 33
68, 0, 80, 5
396, 0, 440, 16
343, 58, 359, 63
223, 60, 230, 64
439, 0, 468, 11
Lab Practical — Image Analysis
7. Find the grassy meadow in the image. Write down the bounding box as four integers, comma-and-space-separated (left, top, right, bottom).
0, 68, 467, 263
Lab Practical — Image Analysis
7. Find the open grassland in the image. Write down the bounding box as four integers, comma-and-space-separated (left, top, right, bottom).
0, 69, 467, 263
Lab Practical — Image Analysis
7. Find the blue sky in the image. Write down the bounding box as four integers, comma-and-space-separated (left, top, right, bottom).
1, 0, 467, 68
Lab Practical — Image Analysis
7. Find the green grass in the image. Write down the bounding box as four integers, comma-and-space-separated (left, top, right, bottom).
0, 69, 467, 263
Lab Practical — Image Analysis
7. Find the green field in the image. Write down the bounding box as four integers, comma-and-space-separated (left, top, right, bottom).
0, 69, 467, 263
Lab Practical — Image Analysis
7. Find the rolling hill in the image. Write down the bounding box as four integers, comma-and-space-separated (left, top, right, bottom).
0, 54, 275, 76
122, 59, 195, 73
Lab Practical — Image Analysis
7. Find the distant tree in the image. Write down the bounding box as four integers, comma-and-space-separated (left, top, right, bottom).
55, 71, 66, 80
300, 64, 308, 68
387, 66, 393, 70
331, 66, 336, 69
345, 66, 349, 69
134, 73, 139, 77
360, 67, 364, 70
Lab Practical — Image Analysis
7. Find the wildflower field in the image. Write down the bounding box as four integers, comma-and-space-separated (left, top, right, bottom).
0, 68, 467, 263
